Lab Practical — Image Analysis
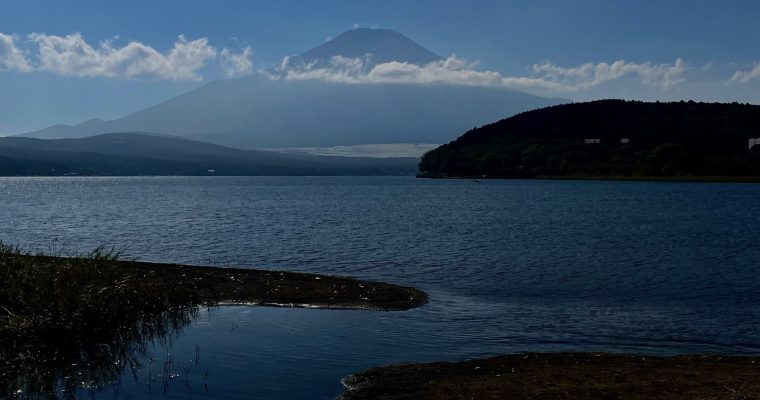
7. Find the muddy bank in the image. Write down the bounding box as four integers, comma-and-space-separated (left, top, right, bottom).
108, 258, 427, 311
339, 352, 760, 399
6, 254, 427, 312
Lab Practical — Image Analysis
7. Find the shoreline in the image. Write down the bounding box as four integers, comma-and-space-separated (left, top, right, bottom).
417, 173, 760, 183
535, 175, 760, 183
338, 352, 760, 399
20, 254, 428, 311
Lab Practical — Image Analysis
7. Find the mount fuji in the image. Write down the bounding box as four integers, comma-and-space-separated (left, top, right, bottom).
18, 29, 568, 156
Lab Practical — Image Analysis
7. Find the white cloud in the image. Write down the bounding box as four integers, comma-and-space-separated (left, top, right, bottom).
27, 33, 216, 81
278, 55, 687, 93
730, 63, 760, 83
220, 46, 253, 77
0, 33, 32, 72
531, 58, 687, 91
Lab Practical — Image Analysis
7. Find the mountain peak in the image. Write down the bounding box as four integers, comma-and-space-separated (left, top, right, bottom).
285, 28, 442, 70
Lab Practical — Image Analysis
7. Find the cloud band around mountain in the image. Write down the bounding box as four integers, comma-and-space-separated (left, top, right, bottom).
278, 55, 688, 93
220, 46, 253, 78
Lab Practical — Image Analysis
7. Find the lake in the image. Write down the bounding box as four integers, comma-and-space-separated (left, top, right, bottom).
2, 176, 760, 399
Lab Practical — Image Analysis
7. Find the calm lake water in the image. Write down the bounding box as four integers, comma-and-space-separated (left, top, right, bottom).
2, 176, 760, 399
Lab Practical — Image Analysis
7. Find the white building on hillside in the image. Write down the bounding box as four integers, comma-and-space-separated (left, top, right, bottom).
584, 138, 601, 144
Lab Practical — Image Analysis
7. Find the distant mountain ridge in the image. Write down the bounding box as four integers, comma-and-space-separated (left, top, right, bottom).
0, 133, 418, 176
17, 29, 569, 151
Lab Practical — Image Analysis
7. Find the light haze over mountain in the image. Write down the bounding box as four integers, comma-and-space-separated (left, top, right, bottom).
18, 28, 568, 155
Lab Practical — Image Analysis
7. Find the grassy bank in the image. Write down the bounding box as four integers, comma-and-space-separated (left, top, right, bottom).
0, 246, 426, 398
339, 353, 760, 399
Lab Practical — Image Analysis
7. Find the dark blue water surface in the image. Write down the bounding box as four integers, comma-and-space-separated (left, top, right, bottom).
2, 176, 760, 399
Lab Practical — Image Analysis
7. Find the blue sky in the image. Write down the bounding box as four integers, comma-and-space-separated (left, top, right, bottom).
2, 0, 760, 134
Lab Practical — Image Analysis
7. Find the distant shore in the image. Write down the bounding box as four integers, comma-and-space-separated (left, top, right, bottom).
417, 173, 760, 183
339, 352, 760, 399
535, 175, 760, 183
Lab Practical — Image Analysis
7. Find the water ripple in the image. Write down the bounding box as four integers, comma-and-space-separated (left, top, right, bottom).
2, 176, 760, 399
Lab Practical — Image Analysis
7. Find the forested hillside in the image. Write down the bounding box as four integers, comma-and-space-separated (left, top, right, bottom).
419, 100, 760, 178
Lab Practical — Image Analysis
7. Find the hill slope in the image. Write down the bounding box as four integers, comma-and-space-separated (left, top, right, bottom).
418, 100, 760, 178
0, 133, 418, 176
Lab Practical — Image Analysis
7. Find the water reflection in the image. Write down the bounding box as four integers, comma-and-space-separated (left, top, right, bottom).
1, 306, 201, 399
